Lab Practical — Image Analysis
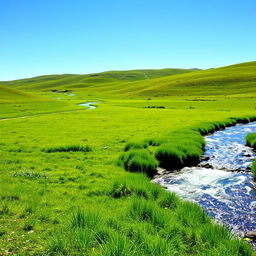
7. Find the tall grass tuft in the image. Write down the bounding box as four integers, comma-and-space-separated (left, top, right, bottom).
109, 173, 163, 200
246, 133, 256, 149
70, 209, 102, 231
129, 198, 167, 227
154, 129, 205, 170
245, 133, 256, 179
251, 161, 256, 179
47, 231, 69, 255
159, 192, 179, 210
72, 228, 94, 252
118, 149, 158, 176
124, 141, 148, 151
42, 144, 92, 153
201, 224, 231, 246
155, 144, 185, 169
177, 201, 209, 226
100, 232, 137, 256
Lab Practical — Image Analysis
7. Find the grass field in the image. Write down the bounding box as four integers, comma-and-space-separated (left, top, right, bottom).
0, 61, 256, 255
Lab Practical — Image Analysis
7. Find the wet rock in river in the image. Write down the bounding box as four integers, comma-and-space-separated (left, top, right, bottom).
244, 231, 256, 239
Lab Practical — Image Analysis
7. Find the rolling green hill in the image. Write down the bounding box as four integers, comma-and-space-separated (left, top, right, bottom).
1, 61, 255, 98
124, 61, 256, 97
0, 85, 43, 103
1, 62, 256, 255
69, 61, 255, 97
0, 68, 198, 92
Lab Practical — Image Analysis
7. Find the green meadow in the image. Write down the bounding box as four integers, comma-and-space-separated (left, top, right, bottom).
0, 61, 256, 255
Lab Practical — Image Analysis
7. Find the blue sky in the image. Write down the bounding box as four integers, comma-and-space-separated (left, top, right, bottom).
0, 0, 255, 80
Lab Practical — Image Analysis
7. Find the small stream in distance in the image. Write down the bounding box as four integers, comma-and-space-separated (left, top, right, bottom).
79, 102, 98, 110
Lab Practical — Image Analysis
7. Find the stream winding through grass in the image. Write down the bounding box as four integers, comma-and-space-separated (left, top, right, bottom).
79, 102, 98, 109
153, 122, 256, 244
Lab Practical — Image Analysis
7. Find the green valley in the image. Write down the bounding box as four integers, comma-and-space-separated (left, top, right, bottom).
0, 61, 256, 255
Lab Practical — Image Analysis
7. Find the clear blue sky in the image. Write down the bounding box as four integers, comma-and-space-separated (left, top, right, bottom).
0, 0, 255, 81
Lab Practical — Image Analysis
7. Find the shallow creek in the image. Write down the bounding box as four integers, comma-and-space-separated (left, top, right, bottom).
153, 122, 256, 242
79, 102, 98, 109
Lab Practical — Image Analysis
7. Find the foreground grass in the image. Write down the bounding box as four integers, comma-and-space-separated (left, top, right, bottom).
1, 61, 256, 255
0, 94, 256, 255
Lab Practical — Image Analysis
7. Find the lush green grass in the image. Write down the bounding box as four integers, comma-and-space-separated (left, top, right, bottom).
1, 96, 255, 255
42, 144, 92, 153
246, 133, 256, 149
251, 162, 256, 179
109, 173, 163, 199
246, 133, 256, 179
120, 116, 256, 172
154, 129, 204, 169
43, 189, 253, 255
118, 149, 158, 176
0, 61, 256, 255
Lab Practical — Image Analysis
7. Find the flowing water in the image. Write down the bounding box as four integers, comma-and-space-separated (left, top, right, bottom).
153, 122, 256, 242
79, 102, 98, 109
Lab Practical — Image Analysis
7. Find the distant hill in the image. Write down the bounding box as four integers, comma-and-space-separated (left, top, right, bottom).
0, 85, 43, 103
107, 61, 256, 97
0, 68, 198, 92
1, 61, 256, 98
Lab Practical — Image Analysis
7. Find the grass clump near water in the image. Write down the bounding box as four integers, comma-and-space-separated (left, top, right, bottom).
246, 133, 256, 149
129, 198, 167, 227
154, 130, 205, 170
109, 173, 163, 200
251, 161, 256, 179
124, 141, 148, 151
42, 144, 92, 153
246, 133, 256, 179
121, 116, 256, 173
192, 116, 256, 135
118, 149, 158, 177
155, 144, 185, 169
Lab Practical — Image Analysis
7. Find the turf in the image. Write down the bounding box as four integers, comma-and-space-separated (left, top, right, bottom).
0, 61, 256, 255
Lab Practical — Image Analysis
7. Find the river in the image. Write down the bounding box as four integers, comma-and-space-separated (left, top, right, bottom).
153, 121, 256, 244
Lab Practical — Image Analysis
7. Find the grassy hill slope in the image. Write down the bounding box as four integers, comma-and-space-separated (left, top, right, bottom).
80, 61, 256, 97
1, 61, 255, 98
0, 85, 43, 103
0, 68, 197, 92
